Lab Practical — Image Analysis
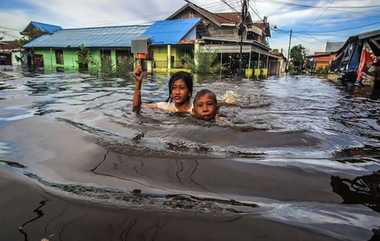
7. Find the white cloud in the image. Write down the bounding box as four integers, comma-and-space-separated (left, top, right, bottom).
0, 10, 32, 40
1, 0, 379, 52
23, 0, 184, 27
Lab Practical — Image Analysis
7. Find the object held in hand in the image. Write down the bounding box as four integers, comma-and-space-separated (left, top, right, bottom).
223, 90, 238, 104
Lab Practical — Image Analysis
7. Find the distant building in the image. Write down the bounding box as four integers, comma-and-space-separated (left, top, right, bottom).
307, 42, 344, 72
269, 49, 286, 75
0, 41, 22, 66
21, 21, 62, 40
325, 41, 344, 53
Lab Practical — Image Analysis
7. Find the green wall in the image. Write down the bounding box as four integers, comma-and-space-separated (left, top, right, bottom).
63, 49, 79, 70
34, 48, 78, 71
34, 49, 55, 71
111, 49, 117, 70
89, 49, 101, 71
151, 45, 193, 71
33, 48, 115, 72
151, 46, 168, 69
33, 46, 190, 73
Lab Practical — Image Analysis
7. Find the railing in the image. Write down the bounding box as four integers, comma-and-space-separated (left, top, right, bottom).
153, 61, 191, 69
153, 61, 168, 69
172, 61, 191, 69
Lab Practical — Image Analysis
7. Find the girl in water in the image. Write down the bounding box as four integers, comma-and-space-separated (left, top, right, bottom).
132, 65, 193, 113
132, 65, 219, 121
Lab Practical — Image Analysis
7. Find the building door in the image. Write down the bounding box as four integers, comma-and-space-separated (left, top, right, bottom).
55, 49, 64, 65
116, 50, 132, 66
101, 49, 112, 72
33, 54, 44, 68
0, 53, 12, 65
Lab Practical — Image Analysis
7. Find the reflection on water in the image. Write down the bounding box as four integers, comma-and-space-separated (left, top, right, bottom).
331, 172, 380, 212
1, 68, 380, 241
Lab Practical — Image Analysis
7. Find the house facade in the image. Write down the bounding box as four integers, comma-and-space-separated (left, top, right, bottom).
22, 3, 284, 77
332, 29, 380, 86
0, 41, 22, 66
307, 41, 343, 72
165, 2, 278, 77
23, 24, 147, 72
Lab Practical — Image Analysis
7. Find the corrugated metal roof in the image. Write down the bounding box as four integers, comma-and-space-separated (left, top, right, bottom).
142, 18, 200, 45
30, 21, 62, 33
325, 41, 344, 53
24, 25, 149, 48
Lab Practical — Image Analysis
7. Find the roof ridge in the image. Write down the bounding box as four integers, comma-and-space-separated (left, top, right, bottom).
189, 2, 233, 25
176, 2, 222, 26
31, 21, 62, 28
62, 25, 149, 30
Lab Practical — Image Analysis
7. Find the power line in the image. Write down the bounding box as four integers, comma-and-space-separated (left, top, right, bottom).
296, 21, 380, 34
219, 0, 240, 12
273, 21, 380, 35
309, 0, 334, 27
256, 0, 380, 9
249, 4, 262, 21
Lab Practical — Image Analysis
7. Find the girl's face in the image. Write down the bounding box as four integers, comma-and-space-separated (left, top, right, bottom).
171, 79, 190, 105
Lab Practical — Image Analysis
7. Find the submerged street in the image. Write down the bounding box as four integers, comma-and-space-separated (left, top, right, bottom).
0, 67, 379, 241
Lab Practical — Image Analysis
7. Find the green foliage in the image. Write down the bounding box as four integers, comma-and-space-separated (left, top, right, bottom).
14, 37, 29, 48
289, 44, 306, 74
77, 45, 134, 77
316, 66, 329, 74
116, 56, 134, 77
101, 57, 113, 74
22, 29, 44, 41
183, 50, 222, 74
77, 44, 92, 71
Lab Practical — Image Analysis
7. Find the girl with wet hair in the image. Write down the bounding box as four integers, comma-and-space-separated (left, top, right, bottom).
133, 65, 193, 113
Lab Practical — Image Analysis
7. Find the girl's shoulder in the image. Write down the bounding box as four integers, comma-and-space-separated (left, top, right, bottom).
146, 102, 193, 113
155, 102, 177, 112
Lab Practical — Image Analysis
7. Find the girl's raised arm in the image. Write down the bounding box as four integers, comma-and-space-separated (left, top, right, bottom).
132, 65, 143, 113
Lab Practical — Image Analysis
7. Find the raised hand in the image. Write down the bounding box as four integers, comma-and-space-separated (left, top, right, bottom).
132, 65, 143, 113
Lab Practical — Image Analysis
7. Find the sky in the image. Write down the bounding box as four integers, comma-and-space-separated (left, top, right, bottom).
1, 0, 380, 55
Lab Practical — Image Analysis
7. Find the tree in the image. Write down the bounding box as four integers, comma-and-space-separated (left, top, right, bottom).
289, 44, 306, 74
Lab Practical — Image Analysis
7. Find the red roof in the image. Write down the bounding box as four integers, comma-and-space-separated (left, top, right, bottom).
0, 41, 19, 50
214, 12, 241, 24
167, 3, 270, 36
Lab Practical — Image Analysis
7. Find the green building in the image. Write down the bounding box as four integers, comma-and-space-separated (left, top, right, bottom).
22, 19, 199, 73
23, 23, 147, 72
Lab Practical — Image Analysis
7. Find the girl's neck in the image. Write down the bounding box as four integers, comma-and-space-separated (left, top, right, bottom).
175, 101, 191, 112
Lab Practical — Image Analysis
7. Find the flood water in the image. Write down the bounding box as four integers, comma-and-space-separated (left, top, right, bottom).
0, 67, 380, 241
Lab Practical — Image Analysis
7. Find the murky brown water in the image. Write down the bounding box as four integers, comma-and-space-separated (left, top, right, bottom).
0, 66, 380, 241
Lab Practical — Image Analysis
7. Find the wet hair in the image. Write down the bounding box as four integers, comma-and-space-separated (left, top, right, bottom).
167, 71, 193, 102
193, 89, 217, 106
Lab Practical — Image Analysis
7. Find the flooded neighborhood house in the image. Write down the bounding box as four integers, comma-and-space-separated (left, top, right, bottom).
0, 41, 22, 66
332, 29, 380, 88
20, 2, 284, 77
307, 41, 344, 72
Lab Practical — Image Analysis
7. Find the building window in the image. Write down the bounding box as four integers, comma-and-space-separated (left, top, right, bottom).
55, 49, 63, 65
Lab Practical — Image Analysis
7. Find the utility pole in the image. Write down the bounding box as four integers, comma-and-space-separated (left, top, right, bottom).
238, 0, 249, 78
286, 29, 292, 72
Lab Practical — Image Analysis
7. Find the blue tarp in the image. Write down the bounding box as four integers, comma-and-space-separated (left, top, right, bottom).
24, 25, 149, 48
348, 44, 361, 72
30, 21, 62, 33
142, 18, 200, 45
